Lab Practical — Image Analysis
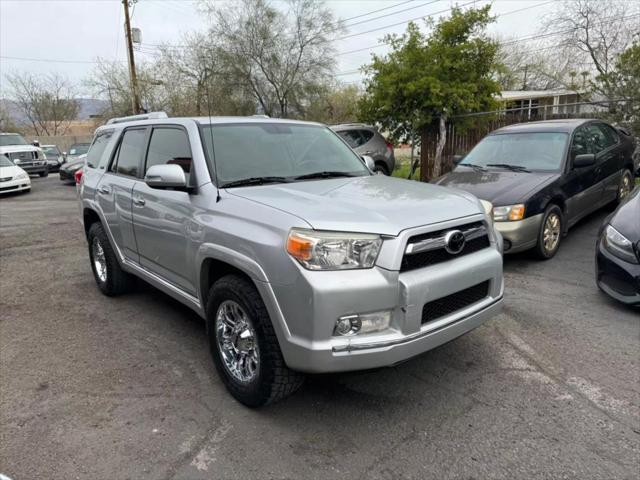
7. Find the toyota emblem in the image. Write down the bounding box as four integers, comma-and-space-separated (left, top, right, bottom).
444, 230, 466, 254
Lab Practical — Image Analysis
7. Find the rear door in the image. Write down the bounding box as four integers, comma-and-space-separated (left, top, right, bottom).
564, 125, 603, 224
131, 126, 198, 295
592, 122, 624, 202
95, 127, 148, 262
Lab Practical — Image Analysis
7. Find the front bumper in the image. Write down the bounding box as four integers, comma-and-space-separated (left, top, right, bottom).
596, 239, 640, 306
495, 213, 543, 253
59, 169, 76, 182
265, 243, 503, 373
17, 163, 47, 174
0, 177, 31, 194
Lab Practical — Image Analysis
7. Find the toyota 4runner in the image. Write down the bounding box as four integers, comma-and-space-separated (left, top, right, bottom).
79, 112, 504, 406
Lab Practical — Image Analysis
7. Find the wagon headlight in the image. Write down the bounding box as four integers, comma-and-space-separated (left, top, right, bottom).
493, 204, 525, 222
16, 171, 29, 179
603, 225, 638, 264
287, 228, 382, 270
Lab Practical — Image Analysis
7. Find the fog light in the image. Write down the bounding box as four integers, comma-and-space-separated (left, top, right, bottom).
333, 310, 391, 336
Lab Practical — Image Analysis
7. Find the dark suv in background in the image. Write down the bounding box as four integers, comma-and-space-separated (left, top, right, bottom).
331, 123, 395, 175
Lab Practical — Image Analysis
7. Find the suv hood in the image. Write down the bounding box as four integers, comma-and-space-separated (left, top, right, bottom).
0, 145, 41, 154
435, 169, 559, 206
227, 175, 482, 236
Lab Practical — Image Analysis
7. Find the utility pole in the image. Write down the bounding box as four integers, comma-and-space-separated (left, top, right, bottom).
522, 65, 528, 91
123, 0, 141, 114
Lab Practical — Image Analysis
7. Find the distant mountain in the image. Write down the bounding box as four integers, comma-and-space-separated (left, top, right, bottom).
0, 98, 108, 124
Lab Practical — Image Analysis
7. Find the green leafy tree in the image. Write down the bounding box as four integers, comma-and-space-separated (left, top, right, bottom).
359, 6, 501, 180
593, 41, 640, 135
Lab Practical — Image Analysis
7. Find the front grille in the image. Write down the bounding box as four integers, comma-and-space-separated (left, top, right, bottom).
401, 221, 490, 272
421, 281, 490, 324
7, 151, 36, 161
0, 184, 19, 192
0, 176, 12, 182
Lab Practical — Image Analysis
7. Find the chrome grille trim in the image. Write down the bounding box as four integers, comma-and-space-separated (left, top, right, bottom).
405, 223, 488, 255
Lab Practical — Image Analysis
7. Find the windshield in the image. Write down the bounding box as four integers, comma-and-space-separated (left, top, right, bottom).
201, 123, 370, 185
43, 146, 60, 156
69, 144, 90, 155
0, 155, 14, 167
0, 134, 28, 146
460, 132, 568, 171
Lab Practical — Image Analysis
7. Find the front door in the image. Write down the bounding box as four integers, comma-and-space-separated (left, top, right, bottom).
95, 127, 147, 262
564, 125, 604, 224
131, 126, 198, 295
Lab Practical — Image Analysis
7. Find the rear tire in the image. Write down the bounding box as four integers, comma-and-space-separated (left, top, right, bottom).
206, 274, 304, 407
374, 163, 389, 175
39, 169, 49, 178
616, 169, 634, 205
533, 205, 563, 260
87, 222, 133, 296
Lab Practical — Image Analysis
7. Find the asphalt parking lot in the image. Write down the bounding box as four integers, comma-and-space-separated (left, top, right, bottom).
1, 177, 638, 480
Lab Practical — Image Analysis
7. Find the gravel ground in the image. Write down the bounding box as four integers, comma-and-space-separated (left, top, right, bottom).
1, 177, 638, 480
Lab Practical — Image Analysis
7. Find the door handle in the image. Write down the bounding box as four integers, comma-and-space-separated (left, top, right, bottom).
98, 186, 110, 194
133, 197, 146, 207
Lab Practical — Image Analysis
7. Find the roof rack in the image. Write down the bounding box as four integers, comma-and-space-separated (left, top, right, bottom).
106, 111, 168, 125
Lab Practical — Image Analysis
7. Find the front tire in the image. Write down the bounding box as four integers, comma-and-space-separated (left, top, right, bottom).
87, 222, 133, 296
206, 275, 304, 407
533, 205, 563, 260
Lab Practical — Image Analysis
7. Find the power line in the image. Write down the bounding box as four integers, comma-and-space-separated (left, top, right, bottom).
0, 55, 121, 64
343, 0, 442, 29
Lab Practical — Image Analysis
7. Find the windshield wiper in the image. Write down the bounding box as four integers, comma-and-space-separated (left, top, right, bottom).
293, 171, 359, 181
459, 163, 487, 172
221, 176, 290, 188
486, 163, 531, 173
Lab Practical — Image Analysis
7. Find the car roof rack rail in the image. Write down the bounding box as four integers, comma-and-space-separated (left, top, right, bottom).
106, 111, 168, 125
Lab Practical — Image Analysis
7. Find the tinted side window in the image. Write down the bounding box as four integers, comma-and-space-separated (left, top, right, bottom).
145, 128, 192, 181
582, 124, 614, 154
360, 130, 374, 144
595, 123, 618, 148
338, 130, 363, 148
114, 129, 146, 177
571, 127, 591, 156
86, 130, 114, 169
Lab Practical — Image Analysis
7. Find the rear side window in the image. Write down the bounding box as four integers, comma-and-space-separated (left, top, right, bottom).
145, 128, 192, 182
111, 128, 146, 177
338, 130, 363, 148
580, 124, 616, 154
360, 130, 374, 144
86, 130, 114, 169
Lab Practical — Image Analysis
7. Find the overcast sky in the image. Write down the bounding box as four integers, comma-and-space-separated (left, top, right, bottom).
1, 0, 562, 97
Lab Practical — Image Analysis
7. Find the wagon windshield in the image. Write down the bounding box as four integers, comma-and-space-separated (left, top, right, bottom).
460, 132, 568, 172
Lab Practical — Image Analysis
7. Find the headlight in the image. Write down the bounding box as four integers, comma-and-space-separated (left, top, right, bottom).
603, 225, 638, 264
16, 172, 29, 179
493, 204, 525, 222
287, 228, 382, 270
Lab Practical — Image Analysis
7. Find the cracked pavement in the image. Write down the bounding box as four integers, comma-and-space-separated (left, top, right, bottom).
1, 177, 638, 479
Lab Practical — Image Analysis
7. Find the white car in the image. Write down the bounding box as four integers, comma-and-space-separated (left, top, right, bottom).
0, 155, 31, 194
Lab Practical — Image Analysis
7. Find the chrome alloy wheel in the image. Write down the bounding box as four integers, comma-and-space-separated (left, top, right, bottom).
620, 172, 632, 200
92, 237, 107, 282
215, 300, 260, 383
543, 212, 561, 254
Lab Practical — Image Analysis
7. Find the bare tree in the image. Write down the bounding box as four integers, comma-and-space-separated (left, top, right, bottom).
205, 0, 342, 118
155, 33, 254, 116
543, 0, 640, 99
5, 72, 79, 135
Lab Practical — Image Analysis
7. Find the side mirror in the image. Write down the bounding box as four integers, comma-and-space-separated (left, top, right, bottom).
144, 164, 187, 189
32, 140, 40, 147
573, 153, 596, 168
361, 155, 376, 172
453, 154, 464, 164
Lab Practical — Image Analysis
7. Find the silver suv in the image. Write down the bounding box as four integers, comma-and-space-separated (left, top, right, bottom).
79, 113, 504, 407
330, 123, 395, 175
